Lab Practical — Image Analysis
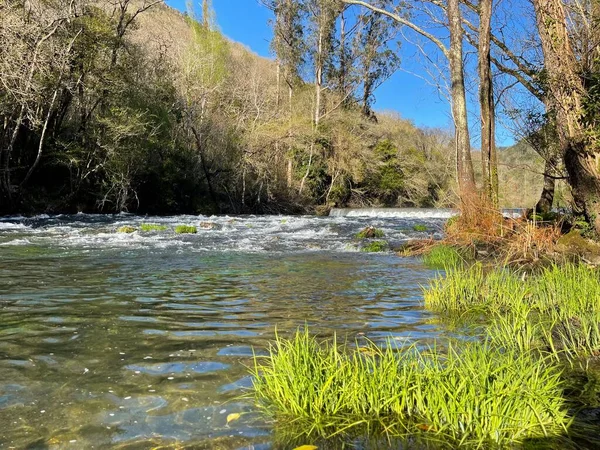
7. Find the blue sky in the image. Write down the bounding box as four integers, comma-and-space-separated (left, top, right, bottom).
165, 0, 516, 146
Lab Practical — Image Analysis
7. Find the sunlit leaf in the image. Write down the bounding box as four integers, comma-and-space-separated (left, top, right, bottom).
226, 412, 241, 424
292, 446, 318, 450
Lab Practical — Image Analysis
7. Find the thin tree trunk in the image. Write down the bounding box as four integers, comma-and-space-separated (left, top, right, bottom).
20, 91, 58, 188
190, 125, 217, 207
300, 18, 324, 195
21, 29, 81, 189
287, 83, 293, 190
314, 28, 323, 127
1, 23, 61, 200
448, 0, 476, 202
478, 0, 498, 206
276, 61, 281, 110
339, 10, 347, 99
287, 158, 293, 188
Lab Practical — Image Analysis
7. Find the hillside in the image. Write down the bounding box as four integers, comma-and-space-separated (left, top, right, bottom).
0, 1, 541, 214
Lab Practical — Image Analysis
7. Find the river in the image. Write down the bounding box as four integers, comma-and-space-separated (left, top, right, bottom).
0, 210, 453, 449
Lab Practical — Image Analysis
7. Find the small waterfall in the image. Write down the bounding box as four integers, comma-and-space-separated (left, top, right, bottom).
329, 208, 457, 219
330, 207, 526, 219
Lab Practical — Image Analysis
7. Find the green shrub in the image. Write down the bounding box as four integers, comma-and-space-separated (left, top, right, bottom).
361, 240, 388, 252
140, 223, 168, 232
412, 224, 428, 232
356, 226, 384, 239
251, 330, 568, 446
175, 225, 197, 234
117, 225, 136, 233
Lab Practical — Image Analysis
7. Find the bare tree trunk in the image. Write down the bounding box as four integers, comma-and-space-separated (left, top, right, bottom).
532, 0, 600, 232
448, 0, 476, 202
1, 23, 61, 201
202, 0, 210, 28
478, 0, 498, 206
339, 10, 347, 99
300, 19, 324, 195
190, 125, 217, 207
314, 28, 323, 127
276, 61, 281, 110
20, 29, 81, 189
287, 83, 293, 190
536, 156, 557, 214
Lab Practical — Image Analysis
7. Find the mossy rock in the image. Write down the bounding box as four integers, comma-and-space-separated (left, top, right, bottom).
356, 226, 384, 239
140, 223, 168, 232
175, 225, 197, 234
557, 230, 600, 263
413, 224, 428, 232
117, 226, 136, 233
361, 240, 388, 252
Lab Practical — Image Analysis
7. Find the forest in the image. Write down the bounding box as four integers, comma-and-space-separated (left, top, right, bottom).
1, 0, 586, 218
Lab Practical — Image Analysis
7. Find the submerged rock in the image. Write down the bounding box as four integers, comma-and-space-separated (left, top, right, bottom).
199, 222, 220, 230
117, 226, 136, 233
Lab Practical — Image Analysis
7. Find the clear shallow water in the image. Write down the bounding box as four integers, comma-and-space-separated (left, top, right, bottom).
0, 212, 448, 449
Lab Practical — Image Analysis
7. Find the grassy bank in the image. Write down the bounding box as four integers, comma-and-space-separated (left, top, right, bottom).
424, 263, 600, 359
250, 261, 600, 447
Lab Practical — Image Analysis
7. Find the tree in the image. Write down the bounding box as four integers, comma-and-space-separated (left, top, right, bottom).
477, 0, 498, 206
532, 0, 600, 232
179, 3, 229, 208
342, 0, 476, 206
354, 0, 401, 118
299, 0, 339, 194
268, 0, 307, 189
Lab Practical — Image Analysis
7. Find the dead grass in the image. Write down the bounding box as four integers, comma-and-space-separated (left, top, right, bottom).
402, 196, 566, 267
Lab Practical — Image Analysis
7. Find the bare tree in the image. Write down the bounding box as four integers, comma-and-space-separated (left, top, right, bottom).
532, 0, 600, 231
342, 0, 476, 204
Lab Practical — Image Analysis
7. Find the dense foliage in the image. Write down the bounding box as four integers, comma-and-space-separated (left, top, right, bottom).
0, 0, 458, 215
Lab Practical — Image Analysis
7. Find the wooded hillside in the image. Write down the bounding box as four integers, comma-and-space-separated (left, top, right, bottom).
0, 0, 543, 215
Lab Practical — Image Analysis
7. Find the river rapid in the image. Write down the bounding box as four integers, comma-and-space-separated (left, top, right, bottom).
0, 210, 454, 449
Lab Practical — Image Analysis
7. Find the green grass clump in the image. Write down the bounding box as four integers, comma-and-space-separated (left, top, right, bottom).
425, 263, 600, 319
175, 225, 197, 234
422, 244, 465, 269
140, 223, 168, 232
356, 226, 385, 239
361, 240, 388, 252
117, 225, 136, 233
424, 263, 484, 311
412, 224, 428, 232
425, 263, 600, 362
533, 264, 600, 317
251, 330, 568, 446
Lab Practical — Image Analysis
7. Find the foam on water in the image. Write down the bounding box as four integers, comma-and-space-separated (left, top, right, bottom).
0, 211, 448, 253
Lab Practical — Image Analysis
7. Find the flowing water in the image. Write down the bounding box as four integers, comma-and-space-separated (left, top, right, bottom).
0, 210, 453, 449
